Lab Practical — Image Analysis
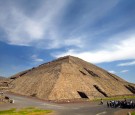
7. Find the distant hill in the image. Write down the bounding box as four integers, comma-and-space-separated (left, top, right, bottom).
10, 55, 135, 101
0, 76, 6, 80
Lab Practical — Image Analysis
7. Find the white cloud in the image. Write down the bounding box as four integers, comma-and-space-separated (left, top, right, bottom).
108, 70, 116, 74
53, 36, 135, 63
0, 0, 134, 52
0, 0, 79, 48
64, 37, 84, 48
117, 61, 135, 66
0, 6, 44, 45
46, 35, 84, 49
31, 55, 44, 62
120, 70, 129, 73
0, 0, 122, 50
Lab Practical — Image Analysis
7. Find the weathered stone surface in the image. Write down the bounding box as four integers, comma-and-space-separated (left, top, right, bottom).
0, 76, 10, 91
10, 56, 135, 100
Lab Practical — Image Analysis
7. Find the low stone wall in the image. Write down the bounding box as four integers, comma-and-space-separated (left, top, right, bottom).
0, 94, 14, 104
0, 96, 9, 103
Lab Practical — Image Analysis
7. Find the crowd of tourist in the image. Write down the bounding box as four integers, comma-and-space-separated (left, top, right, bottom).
106, 98, 135, 109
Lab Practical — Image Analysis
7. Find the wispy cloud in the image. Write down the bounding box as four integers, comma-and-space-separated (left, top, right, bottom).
72, 0, 120, 32
0, 0, 135, 63
108, 70, 116, 74
53, 36, 135, 63
120, 70, 129, 73
0, 0, 123, 50
0, 0, 81, 48
118, 61, 135, 66
31, 55, 44, 62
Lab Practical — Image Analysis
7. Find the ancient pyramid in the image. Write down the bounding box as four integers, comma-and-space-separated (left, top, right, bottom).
10, 56, 135, 100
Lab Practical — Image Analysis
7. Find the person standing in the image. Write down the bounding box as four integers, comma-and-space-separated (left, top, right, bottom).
100, 98, 103, 105
107, 101, 109, 107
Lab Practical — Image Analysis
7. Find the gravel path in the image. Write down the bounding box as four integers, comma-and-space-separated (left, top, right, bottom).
0, 93, 134, 115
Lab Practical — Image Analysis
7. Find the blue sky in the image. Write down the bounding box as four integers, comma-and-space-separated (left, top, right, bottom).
0, 0, 135, 83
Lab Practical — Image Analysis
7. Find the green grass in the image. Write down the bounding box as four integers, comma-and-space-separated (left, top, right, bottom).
93, 95, 135, 102
0, 107, 52, 115
131, 112, 135, 115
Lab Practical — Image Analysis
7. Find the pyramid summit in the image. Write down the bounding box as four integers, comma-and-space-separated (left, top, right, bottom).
10, 55, 135, 101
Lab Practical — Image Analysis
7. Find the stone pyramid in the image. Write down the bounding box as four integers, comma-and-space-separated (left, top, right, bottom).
10, 56, 135, 100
